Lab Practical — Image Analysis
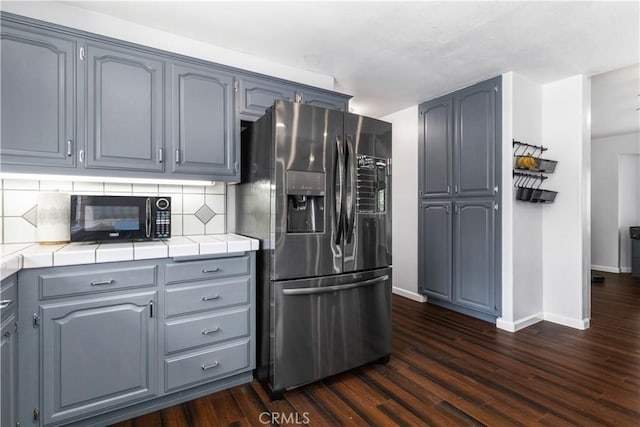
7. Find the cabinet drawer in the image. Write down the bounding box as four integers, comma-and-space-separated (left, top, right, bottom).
165, 307, 249, 354
39, 265, 157, 298
165, 339, 250, 392
165, 256, 250, 284
165, 277, 249, 317
0, 276, 17, 321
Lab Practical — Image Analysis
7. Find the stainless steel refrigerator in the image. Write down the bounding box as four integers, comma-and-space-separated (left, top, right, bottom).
236, 100, 392, 397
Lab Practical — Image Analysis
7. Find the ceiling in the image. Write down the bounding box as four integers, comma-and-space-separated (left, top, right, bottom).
64, 1, 639, 118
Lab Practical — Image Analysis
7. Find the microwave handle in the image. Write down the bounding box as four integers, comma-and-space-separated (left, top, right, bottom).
145, 198, 151, 238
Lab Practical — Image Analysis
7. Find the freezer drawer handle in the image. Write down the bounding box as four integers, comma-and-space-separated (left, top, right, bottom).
201, 361, 219, 371
0, 299, 13, 309
201, 327, 220, 335
202, 295, 220, 302
282, 274, 389, 296
202, 267, 220, 273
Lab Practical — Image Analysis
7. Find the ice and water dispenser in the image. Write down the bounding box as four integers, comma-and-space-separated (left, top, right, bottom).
286, 170, 325, 233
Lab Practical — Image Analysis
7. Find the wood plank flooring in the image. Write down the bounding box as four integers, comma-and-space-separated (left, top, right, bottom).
113, 272, 640, 426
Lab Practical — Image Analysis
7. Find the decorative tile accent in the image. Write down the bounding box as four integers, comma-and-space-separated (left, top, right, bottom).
22, 206, 38, 227
195, 204, 215, 224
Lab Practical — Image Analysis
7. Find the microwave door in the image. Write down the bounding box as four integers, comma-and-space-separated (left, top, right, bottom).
70, 195, 147, 241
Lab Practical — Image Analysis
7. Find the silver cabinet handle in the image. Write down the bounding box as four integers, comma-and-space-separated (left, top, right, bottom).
66, 140, 73, 156
158, 148, 163, 163
78, 149, 85, 163
202, 268, 220, 273
175, 149, 180, 164
201, 295, 220, 301
0, 299, 14, 309
282, 274, 389, 296
201, 327, 220, 335
90, 279, 114, 286
201, 361, 219, 371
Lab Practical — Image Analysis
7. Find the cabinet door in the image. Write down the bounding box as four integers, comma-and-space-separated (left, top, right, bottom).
1, 313, 18, 427
299, 89, 349, 111
238, 76, 295, 118
453, 200, 497, 314
453, 77, 500, 197
85, 42, 164, 172
170, 62, 238, 179
41, 291, 157, 425
0, 24, 76, 168
418, 202, 452, 300
419, 95, 453, 199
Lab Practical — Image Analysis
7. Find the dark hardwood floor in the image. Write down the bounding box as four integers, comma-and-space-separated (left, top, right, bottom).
114, 271, 640, 426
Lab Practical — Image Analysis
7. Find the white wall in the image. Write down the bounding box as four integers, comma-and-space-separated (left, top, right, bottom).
381, 106, 425, 302
591, 132, 640, 271
511, 74, 545, 324
541, 75, 590, 329
618, 154, 640, 271
0, 1, 334, 90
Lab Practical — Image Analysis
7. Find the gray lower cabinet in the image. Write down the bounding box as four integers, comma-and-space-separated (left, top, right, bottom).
1, 274, 18, 427
453, 200, 497, 314
0, 23, 76, 169
169, 62, 238, 179
84, 42, 164, 172
418, 202, 452, 300
40, 291, 157, 425
16, 253, 255, 426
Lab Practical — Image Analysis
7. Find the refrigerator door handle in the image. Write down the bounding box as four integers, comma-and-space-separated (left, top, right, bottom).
345, 136, 356, 244
281, 274, 389, 296
335, 136, 345, 245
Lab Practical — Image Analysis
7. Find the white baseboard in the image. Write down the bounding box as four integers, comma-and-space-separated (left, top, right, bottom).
591, 264, 620, 273
496, 313, 543, 332
392, 287, 427, 302
543, 313, 590, 330
621, 267, 632, 273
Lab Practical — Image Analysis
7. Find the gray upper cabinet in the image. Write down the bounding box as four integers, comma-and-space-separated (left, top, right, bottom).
0, 23, 76, 168
170, 62, 238, 179
85, 42, 164, 172
453, 200, 497, 314
41, 291, 157, 425
298, 88, 350, 111
454, 79, 499, 197
419, 95, 453, 199
238, 75, 296, 119
419, 202, 452, 300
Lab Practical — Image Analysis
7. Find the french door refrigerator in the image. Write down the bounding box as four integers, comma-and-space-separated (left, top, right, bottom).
236, 100, 392, 397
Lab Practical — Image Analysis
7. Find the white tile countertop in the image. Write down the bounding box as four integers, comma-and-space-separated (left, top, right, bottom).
0, 234, 259, 280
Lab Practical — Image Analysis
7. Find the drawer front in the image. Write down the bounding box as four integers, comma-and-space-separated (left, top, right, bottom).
165, 256, 250, 284
39, 265, 157, 298
165, 307, 250, 354
0, 276, 17, 321
165, 278, 250, 317
165, 339, 250, 392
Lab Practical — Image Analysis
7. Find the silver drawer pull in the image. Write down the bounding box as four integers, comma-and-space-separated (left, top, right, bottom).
201, 327, 220, 335
201, 295, 220, 302
202, 267, 220, 273
0, 300, 13, 309
91, 279, 114, 286
201, 361, 219, 371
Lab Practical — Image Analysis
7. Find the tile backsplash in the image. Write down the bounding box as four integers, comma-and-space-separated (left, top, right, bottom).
0, 178, 227, 244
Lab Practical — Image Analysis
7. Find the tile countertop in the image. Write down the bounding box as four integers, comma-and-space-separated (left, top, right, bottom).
0, 234, 259, 281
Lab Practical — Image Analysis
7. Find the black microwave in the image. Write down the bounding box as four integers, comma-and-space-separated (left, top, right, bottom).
70, 195, 171, 242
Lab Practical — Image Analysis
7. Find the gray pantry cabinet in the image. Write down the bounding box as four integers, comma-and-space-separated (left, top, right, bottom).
1, 274, 18, 427
0, 23, 76, 169
84, 41, 165, 172
418, 76, 501, 320
169, 62, 238, 178
16, 252, 255, 427
0, 12, 350, 182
